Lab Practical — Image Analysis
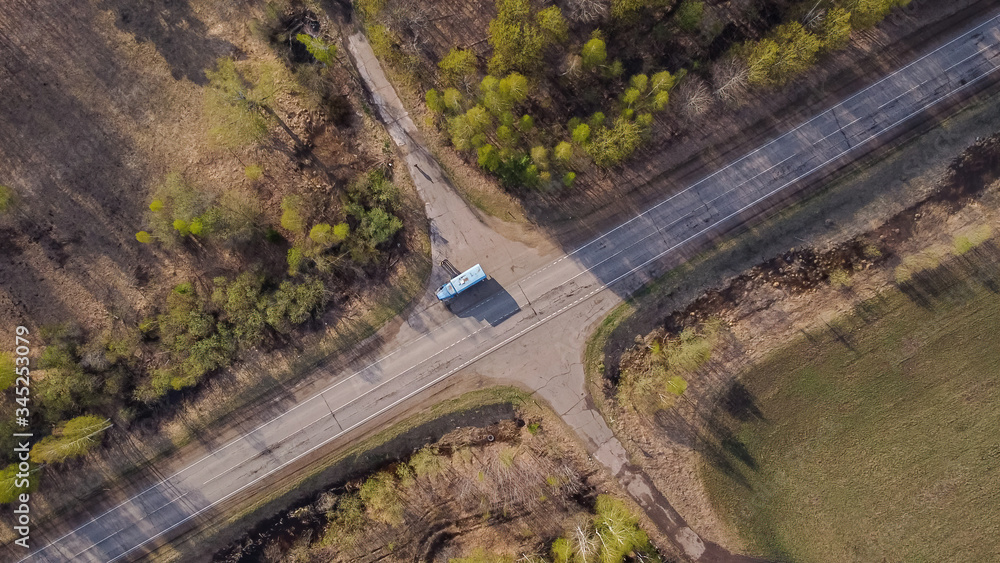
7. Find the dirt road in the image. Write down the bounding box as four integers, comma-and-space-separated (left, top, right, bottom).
11, 10, 1000, 563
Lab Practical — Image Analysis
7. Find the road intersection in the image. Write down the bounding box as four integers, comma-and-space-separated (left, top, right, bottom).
12, 11, 1000, 562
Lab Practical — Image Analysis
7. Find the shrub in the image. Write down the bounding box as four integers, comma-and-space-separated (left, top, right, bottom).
204, 58, 276, 148
212, 272, 269, 346
498, 72, 530, 104
478, 144, 502, 172
409, 446, 446, 478
586, 117, 642, 166
554, 141, 573, 163
488, 0, 546, 76
745, 22, 821, 86
480, 75, 499, 94
551, 537, 572, 563
438, 48, 478, 85
425, 89, 445, 113
296, 33, 337, 65
29, 415, 111, 464
310, 222, 348, 247
581, 37, 607, 69
266, 278, 325, 333
280, 195, 306, 233
674, 0, 704, 33
287, 246, 304, 276
496, 125, 516, 146
518, 113, 534, 132
536, 5, 569, 43
244, 164, 264, 180
356, 207, 403, 248
465, 105, 492, 132
443, 87, 463, 113
530, 145, 549, 169
135, 231, 152, 243
359, 471, 404, 526
819, 7, 853, 51
0, 185, 13, 213
0, 463, 39, 504
562, 171, 576, 187
0, 353, 14, 391
148, 172, 216, 242
829, 267, 852, 288
850, 0, 910, 29
629, 73, 648, 92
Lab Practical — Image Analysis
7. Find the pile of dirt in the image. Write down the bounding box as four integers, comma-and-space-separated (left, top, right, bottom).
629, 130, 1000, 365
212, 409, 620, 563
593, 125, 1000, 553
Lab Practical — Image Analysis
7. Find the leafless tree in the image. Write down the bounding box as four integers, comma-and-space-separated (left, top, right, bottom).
675, 76, 714, 121
566, 0, 609, 23
711, 56, 750, 106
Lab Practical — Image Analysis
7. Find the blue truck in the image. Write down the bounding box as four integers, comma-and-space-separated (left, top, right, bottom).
436, 264, 487, 300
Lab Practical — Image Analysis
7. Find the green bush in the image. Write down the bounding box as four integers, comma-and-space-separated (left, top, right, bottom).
0, 353, 14, 391
280, 195, 306, 233
425, 89, 445, 113
266, 278, 326, 333
745, 22, 821, 86
244, 164, 264, 180
850, 0, 910, 29
29, 415, 111, 464
478, 144, 502, 172
488, 0, 546, 76
586, 117, 642, 167
554, 141, 573, 163
296, 34, 337, 65
147, 173, 217, 243
204, 58, 276, 148
0, 185, 14, 213
581, 37, 607, 69
0, 462, 39, 504
212, 273, 269, 347
536, 5, 568, 43
674, 0, 704, 33
819, 7, 853, 51
359, 471, 405, 526
438, 48, 478, 85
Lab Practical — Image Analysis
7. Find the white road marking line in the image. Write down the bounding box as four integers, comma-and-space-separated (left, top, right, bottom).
100, 52, 1000, 563
22, 16, 1000, 562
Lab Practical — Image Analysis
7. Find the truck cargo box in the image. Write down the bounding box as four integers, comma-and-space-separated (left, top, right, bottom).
436, 264, 486, 300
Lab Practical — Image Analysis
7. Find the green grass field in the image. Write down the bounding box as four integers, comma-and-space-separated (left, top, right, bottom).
702, 258, 1000, 562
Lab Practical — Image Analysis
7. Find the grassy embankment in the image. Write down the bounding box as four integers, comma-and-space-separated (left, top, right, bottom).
702, 254, 1000, 562
147, 386, 529, 562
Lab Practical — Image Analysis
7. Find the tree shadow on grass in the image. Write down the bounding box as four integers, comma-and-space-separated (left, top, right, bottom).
899, 241, 1000, 309
98, 0, 234, 85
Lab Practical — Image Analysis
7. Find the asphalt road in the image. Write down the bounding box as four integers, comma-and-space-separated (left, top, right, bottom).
16, 13, 1000, 563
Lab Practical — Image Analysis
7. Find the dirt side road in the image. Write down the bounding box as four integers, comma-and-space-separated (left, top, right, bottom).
9, 6, 1000, 563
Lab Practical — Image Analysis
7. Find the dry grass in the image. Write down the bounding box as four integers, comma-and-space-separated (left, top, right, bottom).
702, 257, 1000, 562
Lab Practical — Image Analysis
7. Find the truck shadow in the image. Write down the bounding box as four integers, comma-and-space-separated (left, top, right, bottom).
446, 278, 521, 327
